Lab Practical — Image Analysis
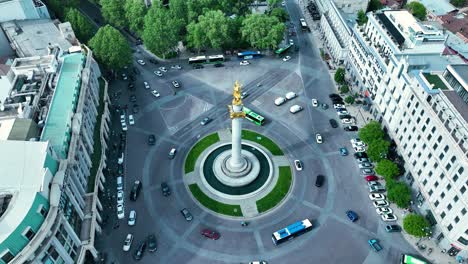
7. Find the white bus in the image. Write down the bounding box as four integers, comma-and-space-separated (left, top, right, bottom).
300, 18, 308, 31
188, 56, 207, 64
272, 219, 313, 245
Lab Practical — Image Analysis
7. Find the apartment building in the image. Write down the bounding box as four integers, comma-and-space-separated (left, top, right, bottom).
0, 0, 50, 23
315, 0, 369, 14
0, 19, 111, 263
346, 10, 468, 258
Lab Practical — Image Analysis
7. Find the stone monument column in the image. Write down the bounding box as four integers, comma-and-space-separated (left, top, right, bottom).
228, 81, 247, 172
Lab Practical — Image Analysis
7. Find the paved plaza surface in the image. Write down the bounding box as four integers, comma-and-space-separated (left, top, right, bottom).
95, 1, 419, 263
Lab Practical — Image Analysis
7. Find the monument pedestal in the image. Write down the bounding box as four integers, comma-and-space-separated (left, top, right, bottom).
213, 149, 260, 187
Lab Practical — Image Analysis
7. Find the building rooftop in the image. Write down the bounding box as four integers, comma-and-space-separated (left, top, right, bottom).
450, 64, 468, 84
443, 90, 468, 122
0, 140, 50, 244
438, 11, 468, 42
423, 73, 449, 90
40, 52, 84, 159
0, 19, 72, 57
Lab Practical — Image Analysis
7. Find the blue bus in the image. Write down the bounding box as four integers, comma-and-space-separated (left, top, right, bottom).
237, 51, 262, 60
272, 219, 313, 245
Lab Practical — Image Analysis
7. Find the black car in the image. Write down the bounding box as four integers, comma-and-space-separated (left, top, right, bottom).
329, 93, 342, 99
339, 114, 352, 119
161, 182, 171, 196
117, 164, 124, 175
354, 152, 368, 159
128, 83, 135, 90
344, 125, 359, 131
132, 104, 139, 114
385, 225, 402, 233
133, 241, 147, 261
332, 98, 344, 104
129, 74, 136, 81
130, 180, 142, 201
214, 63, 224, 67
193, 64, 204, 69
147, 234, 157, 252
315, 175, 325, 187
149, 58, 158, 64
133, 67, 140, 75
148, 134, 156, 145
329, 119, 338, 128
130, 94, 137, 102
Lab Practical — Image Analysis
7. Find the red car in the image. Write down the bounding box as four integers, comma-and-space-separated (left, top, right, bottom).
365, 175, 379, 181
200, 229, 220, 240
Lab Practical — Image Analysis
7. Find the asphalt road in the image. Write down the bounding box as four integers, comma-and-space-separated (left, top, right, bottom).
93, 1, 417, 263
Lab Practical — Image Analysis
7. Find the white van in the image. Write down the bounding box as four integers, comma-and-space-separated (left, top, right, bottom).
117, 176, 123, 191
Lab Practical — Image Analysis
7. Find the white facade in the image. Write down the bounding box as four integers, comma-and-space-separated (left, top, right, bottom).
315, 0, 369, 14
0, 0, 49, 22
346, 10, 468, 257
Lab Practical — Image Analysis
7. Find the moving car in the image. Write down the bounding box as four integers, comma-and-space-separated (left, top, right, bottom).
181, 208, 193, 221
250, 261, 268, 264
289, 39, 294, 45
346, 210, 358, 222
385, 224, 401, 233
148, 134, 156, 145
214, 63, 224, 67
329, 119, 338, 128
151, 90, 160, 98
147, 234, 157, 252
315, 133, 323, 144
283, 56, 291, 61
373, 200, 390, 208
240, 60, 250, 66
285, 92, 297, 100
168, 148, 177, 159
289, 105, 303, 114
201, 117, 212, 126
128, 115, 135, 125
122, 122, 128, 131
368, 239, 382, 252
123, 234, 133, 252
294, 160, 303, 171
344, 125, 358, 131
241, 92, 248, 99
369, 193, 386, 201
321, 103, 329, 110
133, 241, 147, 261
315, 174, 325, 187
154, 70, 162, 77
364, 175, 379, 182
172, 80, 180, 88
381, 213, 398, 222
130, 181, 142, 201
137, 59, 145, 66
193, 64, 204, 69
158, 66, 167, 72
161, 182, 171, 196
274, 97, 286, 106
340, 147, 348, 156
117, 204, 125, 219
122, 73, 128, 80
312, 99, 318, 107
201, 229, 220, 240
128, 210, 137, 226
171, 64, 182, 70
143, 81, 150, 89
376, 207, 393, 215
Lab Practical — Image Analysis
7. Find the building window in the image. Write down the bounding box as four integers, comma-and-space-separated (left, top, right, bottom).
433, 143, 438, 150
447, 184, 451, 191
448, 224, 453, 231
417, 152, 421, 157
428, 189, 434, 196
444, 145, 449, 152
440, 173, 445, 179
423, 179, 428, 185
426, 133, 431, 140
441, 192, 445, 198
439, 153, 445, 160
37, 205, 47, 217
416, 117, 421, 123
434, 162, 439, 169
1, 251, 14, 263
450, 156, 456, 163
447, 204, 452, 210
432, 126, 436, 133
420, 110, 425, 116
425, 118, 430, 124
417, 169, 422, 175
459, 167, 464, 174
23, 228, 35, 241
453, 174, 459, 182
422, 161, 427, 167
428, 153, 432, 159
437, 136, 442, 143
454, 195, 459, 202
434, 181, 439, 187
434, 200, 439, 207
422, 125, 427, 132
458, 236, 468, 246
446, 163, 451, 171
462, 208, 467, 215
428, 171, 433, 178
441, 212, 446, 218
461, 186, 466, 194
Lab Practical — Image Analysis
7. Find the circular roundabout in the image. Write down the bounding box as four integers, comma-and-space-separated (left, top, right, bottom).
184, 129, 292, 218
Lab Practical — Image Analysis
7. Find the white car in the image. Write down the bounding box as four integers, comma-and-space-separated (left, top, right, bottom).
316, 133, 323, 144
381, 213, 398, 222
376, 207, 393, 215
274, 97, 286, 106
137, 59, 145, 66
121, 123, 128, 131
283, 56, 291, 62
123, 234, 133, 252
373, 200, 390, 208
171, 64, 182, 70
285, 92, 297, 100
359, 162, 373, 169
144, 81, 150, 89
333, 104, 345, 109
281, 1, 286, 6
151, 90, 160, 98
312, 99, 318, 107
240, 60, 250, 66
172, 80, 180, 88
289, 105, 303, 114
128, 115, 135, 125
341, 118, 353, 124
294, 160, 303, 171
369, 193, 386, 201
128, 210, 136, 226
118, 152, 124, 164
337, 109, 349, 115
117, 204, 125, 219
117, 190, 124, 205
159, 66, 167, 72
241, 92, 248, 99
154, 70, 163, 77
289, 39, 294, 45
351, 138, 366, 147
354, 146, 365, 152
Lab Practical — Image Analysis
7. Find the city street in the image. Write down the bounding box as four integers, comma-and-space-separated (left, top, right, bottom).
94, 1, 418, 263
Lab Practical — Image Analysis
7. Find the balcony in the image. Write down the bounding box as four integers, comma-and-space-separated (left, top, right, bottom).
324, 13, 345, 48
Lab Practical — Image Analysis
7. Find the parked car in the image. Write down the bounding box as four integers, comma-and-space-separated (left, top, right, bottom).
361, 168, 374, 175
274, 97, 286, 106
344, 125, 358, 131
132, 104, 139, 114
354, 146, 366, 153
117, 190, 124, 205
128, 210, 137, 226
133, 241, 147, 261
144, 81, 150, 89
359, 162, 374, 169
147, 234, 157, 252
368, 239, 382, 252
315, 133, 323, 144
381, 213, 398, 222
285, 92, 297, 100
289, 105, 303, 114
385, 224, 401, 233
180, 208, 193, 221
154, 70, 162, 77
117, 204, 125, 219
338, 114, 352, 120
329, 119, 338, 128
354, 152, 368, 158
315, 174, 325, 187
118, 152, 124, 165
201, 229, 220, 240
337, 109, 349, 115
341, 118, 354, 124
161, 182, 171, 196
148, 134, 156, 145
376, 207, 393, 215
159, 66, 167, 72
312, 99, 318, 107
130, 94, 137, 102
240, 60, 250, 65
283, 56, 291, 61
130, 181, 142, 201
333, 104, 345, 109
357, 158, 370, 163
201, 117, 212, 126
369, 185, 386, 193
137, 59, 145, 66
294, 160, 303, 171
346, 210, 359, 222
123, 234, 134, 252
168, 148, 177, 159
329, 93, 342, 99
369, 193, 386, 201
340, 147, 348, 156
368, 181, 382, 187
373, 200, 390, 208
128, 115, 135, 125
365, 175, 379, 181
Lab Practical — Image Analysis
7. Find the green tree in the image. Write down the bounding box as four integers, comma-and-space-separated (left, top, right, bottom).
357, 10, 368, 26
186, 0, 218, 22
65, 8, 95, 43
101, 0, 126, 27
46, 0, 79, 19
88, 25, 132, 70
358, 121, 384, 144
387, 181, 411, 208
219, 0, 253, 16
340, 85, 349, 94
345, 95, 355, 104
169, 0, 189, 35
375, 159, 400, 180
405, 2, 427, 21
187, 10, 230, 50
241, 14, 285, 50
403, 214, 431, 237
124, 0, 147, 36
367, 139, 390, 162
334, 68, 345, 84
451, 0, 466, 7
143, 6, 181, 58
271, 8, 289, 22
366, 0, 383, 12
267, 0, 281, 8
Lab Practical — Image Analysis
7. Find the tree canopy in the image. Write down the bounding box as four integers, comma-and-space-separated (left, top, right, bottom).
334, 68, 346, 84
450, 0, 466, 7
366, 138, 390, 162
375, 159, 400, 180
357, 10, 368, 26
387, 181, 411, 208
267, 0, 281, 8
142, 6, 181, 58
340, 85, 349, 94
405, 2, 427, 21
403, 214, 431, 237
367, 0, 383, 12
101, 0, 126, 27
271, 8, 289, 22
65, 8, 95, 43
358, 121, 385, 144
241, 14, 285, 50
187, 10, 230, 50
47, 0, 79, 20
124, 0, 147, 36
345, 95, 355, 104
88, 25, 132, 70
